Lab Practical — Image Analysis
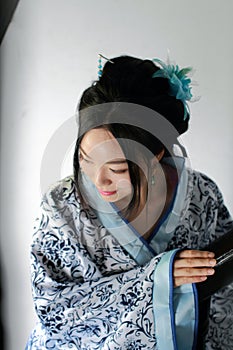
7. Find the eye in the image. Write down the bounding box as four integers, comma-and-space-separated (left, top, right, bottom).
110, 168, 128, 174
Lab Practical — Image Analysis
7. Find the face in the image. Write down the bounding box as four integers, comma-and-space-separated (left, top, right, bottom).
79, 128, 132, 204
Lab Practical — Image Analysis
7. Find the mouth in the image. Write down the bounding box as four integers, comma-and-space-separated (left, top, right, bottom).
98, 189, 117, 196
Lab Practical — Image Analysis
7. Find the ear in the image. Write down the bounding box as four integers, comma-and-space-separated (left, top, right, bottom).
151, 149, 165, 168
156, 149, 165, 162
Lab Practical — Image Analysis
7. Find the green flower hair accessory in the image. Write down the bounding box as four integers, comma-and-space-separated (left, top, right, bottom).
152, 57, 195, 120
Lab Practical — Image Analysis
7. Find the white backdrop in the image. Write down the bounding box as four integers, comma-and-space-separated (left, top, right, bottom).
0, 1, 232, 349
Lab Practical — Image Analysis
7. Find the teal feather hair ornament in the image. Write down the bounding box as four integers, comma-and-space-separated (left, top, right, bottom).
152, 56, 197, 120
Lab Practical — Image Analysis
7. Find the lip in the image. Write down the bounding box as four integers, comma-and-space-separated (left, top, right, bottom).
98, 189, 117, 196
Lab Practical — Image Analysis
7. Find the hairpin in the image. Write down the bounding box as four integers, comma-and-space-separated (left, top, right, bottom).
98, 54, 114, 78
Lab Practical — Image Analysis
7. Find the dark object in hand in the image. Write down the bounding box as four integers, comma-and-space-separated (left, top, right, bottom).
197, 226, 233, 300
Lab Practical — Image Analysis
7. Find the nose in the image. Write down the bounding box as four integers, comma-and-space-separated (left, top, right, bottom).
94, 166, 112, 187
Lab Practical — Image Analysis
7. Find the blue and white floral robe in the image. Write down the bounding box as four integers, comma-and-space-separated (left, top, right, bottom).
26, 161, 233, 350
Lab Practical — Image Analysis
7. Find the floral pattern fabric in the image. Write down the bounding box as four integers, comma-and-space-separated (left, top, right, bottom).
26, 171, 233, 350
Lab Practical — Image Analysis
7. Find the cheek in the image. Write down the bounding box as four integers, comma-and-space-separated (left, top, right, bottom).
80, 162, 95, 177
115, 178, 132, 193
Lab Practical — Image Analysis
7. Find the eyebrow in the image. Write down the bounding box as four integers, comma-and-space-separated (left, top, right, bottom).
79, 146, 127, 165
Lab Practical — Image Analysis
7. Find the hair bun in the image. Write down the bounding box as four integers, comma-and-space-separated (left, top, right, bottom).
79, 55, 191, 136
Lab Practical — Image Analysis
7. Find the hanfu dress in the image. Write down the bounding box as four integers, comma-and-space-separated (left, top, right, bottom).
25, 157, 233, 350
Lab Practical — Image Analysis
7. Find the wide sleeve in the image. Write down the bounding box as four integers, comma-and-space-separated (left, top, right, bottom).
26, 181, 160, 349
201, 172, 232, 236
201, 175, 233, 349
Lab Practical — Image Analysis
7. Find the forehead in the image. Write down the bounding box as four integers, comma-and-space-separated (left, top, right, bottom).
80, 128, 126, 159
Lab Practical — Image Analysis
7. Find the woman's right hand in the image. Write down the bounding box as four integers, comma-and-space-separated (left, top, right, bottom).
173, 249, 216, 288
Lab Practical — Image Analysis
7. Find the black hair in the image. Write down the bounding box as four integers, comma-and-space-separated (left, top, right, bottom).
73, 55, 190, 214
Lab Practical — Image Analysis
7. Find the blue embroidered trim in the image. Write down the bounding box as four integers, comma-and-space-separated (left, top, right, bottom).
154, 249, 198, 350
169, 250, 179, 350
153, 249, 180, 349
192, 284, 199, 350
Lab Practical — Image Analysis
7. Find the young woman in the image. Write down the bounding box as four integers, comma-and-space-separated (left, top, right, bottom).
26, 56, 233, 349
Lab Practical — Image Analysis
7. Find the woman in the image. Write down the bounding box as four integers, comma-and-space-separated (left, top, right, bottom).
26, 55, 233, 349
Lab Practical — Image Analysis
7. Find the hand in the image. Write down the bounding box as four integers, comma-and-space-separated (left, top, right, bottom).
173, 250, 216, 288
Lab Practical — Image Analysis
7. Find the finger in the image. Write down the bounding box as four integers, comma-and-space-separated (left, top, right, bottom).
174, 257, 216, 268
174, 275, 208, 288
176, 250, 215, 259
173, 267, 215, 277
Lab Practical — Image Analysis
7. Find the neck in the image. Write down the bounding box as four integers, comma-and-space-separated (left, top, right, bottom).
124, 162, 178, 238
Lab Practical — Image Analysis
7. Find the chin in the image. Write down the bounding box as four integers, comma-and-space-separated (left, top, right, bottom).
111, 192, 132, 208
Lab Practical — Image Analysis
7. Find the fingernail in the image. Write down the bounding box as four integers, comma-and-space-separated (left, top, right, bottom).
208, 252, 215, 257
209, 259, 216, 266
200, 276, 207, 281
207, 269, 215, 275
